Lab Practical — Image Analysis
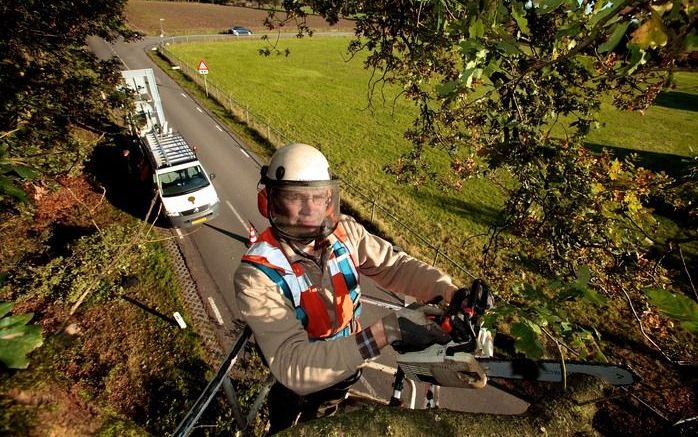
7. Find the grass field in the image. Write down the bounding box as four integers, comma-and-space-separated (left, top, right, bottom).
167, 37, 696, 280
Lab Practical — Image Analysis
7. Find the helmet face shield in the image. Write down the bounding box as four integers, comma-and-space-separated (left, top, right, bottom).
268, 181, 340, 241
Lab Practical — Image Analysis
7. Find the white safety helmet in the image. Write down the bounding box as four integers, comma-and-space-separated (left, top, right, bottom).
258, 143, 340, 241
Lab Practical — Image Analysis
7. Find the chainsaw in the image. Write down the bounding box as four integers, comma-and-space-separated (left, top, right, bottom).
395, 279, 636, 392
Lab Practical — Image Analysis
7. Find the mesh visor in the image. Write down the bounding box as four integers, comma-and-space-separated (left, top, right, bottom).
268, 181, 340, 241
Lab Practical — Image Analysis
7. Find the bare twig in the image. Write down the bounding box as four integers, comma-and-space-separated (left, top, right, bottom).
541, 326, 580, 358
678, 245, 697, 301
541, 327, 569, 390
65, 193, 159, 321
63, 182, 102, 234
619, 286, 674, 364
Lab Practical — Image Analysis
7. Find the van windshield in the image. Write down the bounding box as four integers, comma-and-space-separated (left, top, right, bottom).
159, 165, 210, 197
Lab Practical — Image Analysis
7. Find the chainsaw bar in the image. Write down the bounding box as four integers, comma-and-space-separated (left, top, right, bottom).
397, 345, 636, 388
480, 358, 635, 386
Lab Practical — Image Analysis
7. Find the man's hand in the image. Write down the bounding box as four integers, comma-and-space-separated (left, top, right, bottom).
450, 279, 494, 317
382, 306, 450, 354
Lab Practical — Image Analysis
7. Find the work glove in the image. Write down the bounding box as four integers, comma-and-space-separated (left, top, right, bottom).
448, 279, 495, 344
450, 279, 494, 317
382, 305, 451, 354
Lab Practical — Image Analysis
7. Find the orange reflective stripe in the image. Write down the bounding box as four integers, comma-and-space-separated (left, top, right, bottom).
240, 254, 286, 274
331, 273, 353, 331
300, 288, 333, 338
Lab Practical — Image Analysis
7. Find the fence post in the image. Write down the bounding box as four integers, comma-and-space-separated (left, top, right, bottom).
433, 243, 441, 266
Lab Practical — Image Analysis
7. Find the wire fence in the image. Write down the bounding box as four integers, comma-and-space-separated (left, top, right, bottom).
158, 41, 477, 284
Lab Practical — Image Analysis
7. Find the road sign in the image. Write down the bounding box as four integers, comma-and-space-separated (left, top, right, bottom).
197, 59, 209, 75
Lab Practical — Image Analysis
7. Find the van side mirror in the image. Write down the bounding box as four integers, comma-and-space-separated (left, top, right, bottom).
210, 173, 216, 180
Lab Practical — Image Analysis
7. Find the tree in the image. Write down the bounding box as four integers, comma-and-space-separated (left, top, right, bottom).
266, 1, 697, 357
0, 0, 136, 207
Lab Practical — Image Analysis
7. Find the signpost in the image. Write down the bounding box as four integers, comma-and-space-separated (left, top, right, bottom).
197, 59, 209, 97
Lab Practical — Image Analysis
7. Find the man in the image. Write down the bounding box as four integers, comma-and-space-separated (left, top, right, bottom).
234, 143, 460, 434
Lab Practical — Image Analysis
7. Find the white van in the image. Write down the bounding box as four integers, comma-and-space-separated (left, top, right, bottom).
121, 68, 220, 227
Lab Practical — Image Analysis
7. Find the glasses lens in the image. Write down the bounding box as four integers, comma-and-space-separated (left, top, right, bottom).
268, 182, 340, 240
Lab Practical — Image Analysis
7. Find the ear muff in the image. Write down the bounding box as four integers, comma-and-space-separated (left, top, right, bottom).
257, 187, 269, 218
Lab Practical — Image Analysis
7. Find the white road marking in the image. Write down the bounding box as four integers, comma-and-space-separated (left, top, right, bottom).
180, 92, 187, 98
207, 297, 225, 326
239, 148, 250, 158
173, 312, 187, 329
196, 107, 203, 113
175, 228, 183, 239
216, 125, 223, 132
225, 200, 248, 229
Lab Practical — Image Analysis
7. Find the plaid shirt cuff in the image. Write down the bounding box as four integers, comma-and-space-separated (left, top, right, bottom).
356, 327, 380, 360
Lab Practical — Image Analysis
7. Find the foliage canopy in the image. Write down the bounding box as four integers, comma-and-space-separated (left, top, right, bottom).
0, 0, 136, 207
268, 1, 697, 355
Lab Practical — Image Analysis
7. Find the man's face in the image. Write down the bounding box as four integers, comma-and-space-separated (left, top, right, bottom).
275, 188, 330, 227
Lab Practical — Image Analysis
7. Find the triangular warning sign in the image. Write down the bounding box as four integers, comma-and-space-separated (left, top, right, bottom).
197, 59, 208, 71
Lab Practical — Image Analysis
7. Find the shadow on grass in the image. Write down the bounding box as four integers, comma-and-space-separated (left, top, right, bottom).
410, 189, 503, 230
86, 135, 161, 225
653, 91, 698, 112
584, 142, 693, 179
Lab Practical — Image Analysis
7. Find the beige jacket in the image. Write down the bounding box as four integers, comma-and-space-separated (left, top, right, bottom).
233, 215, 457, 395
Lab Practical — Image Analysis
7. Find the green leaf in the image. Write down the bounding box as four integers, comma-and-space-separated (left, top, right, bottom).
436, 81, 458, 98
511, 320, 544, 359
589, 1, 620, 28
575, 265, 591, 288
461, 67, 483, 88
460, 40, 485, 57
0, 304, 44, 369
496, 40, 522, 55
0, 175, 27, 202
483, 58, 503, 77
582, 288, 608, 306
577, 55, 597, 74
522, 283, 546, 302
0, 313, 34, 329
683, 321, 698, 334
511, 2, 530, 35
469, 18, 485, 39
13, 165, 38, 180
0, 302, 12, 319
538, 0, 566, 14
599, 21, 630, 53
630, 14, 669, 50
0, 325, 43, 369
685, 29, 698, 51
556, 24, 582, 39
624, 45, 647, 74
645, 288, 698, 335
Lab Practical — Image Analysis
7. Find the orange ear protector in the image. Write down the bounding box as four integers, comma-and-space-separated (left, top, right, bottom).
257, 187, 269, 218
257, 165, 269, 218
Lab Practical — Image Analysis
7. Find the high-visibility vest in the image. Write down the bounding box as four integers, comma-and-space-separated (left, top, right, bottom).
241, 225, 362, 340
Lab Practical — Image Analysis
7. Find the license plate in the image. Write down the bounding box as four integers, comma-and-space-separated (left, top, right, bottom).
191, 217, 208, 225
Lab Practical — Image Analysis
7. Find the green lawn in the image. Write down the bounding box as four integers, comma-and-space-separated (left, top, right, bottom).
168, 37, 697, 280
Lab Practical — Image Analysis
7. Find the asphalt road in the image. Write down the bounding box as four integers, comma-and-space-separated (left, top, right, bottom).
87, 35, 528, 416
